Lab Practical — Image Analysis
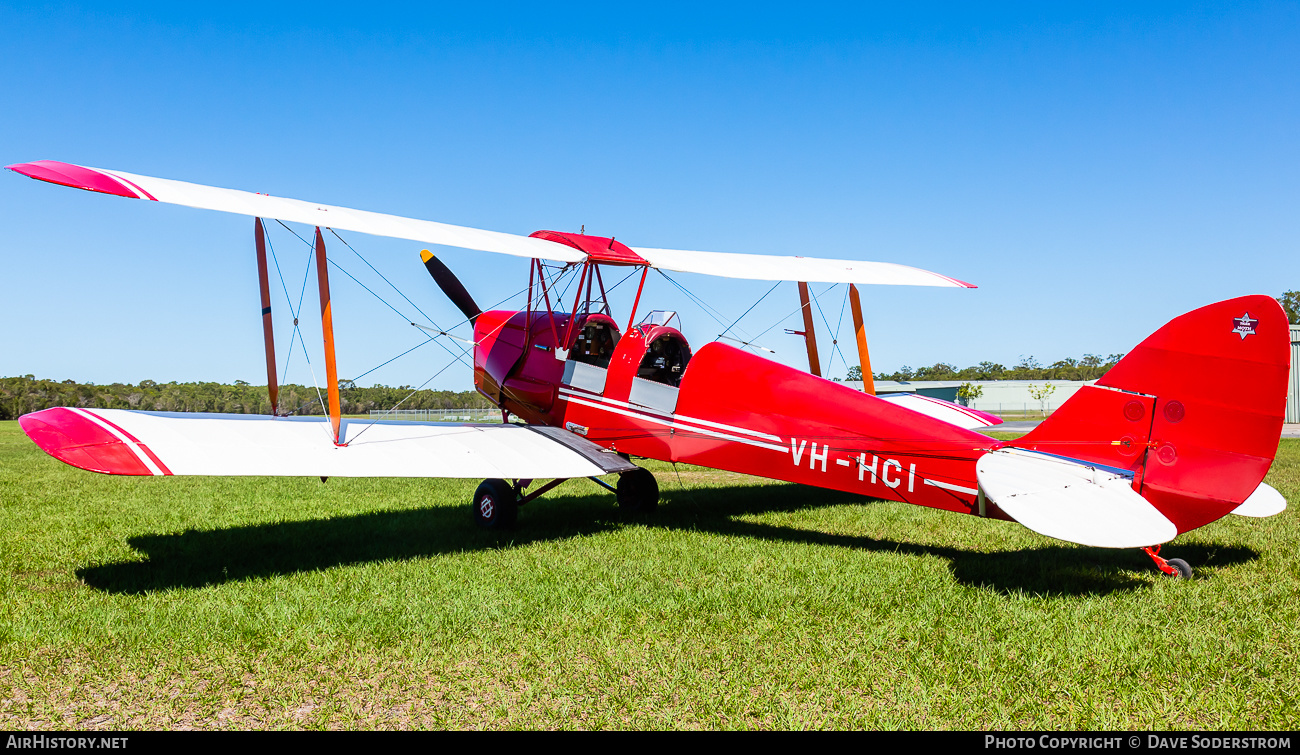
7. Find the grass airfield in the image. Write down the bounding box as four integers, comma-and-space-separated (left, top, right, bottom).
0, 420, 1297, 729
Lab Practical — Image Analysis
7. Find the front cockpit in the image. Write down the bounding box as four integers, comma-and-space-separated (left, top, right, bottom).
637, 331, 692, 388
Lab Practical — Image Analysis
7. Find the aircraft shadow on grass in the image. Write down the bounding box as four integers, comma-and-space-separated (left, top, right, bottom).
77, 480, 1258, 598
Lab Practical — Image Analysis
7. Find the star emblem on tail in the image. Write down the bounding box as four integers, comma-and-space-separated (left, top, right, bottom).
1232, 313, 1259, 339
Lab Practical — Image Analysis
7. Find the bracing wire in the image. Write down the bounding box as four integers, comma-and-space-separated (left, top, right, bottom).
717, 280, 782, 341
341, 352, 468, 446
325, 228, 484, 370
328, 228, 442, 328
655, 270, 728, 328
810, 284, 849, 377
747, 282, 838, 345
262, 230, 301, 391
266, 222, 327, 425
834, 284, 851, 376
350, 340, 439, 384
655, 269, 785, 355
272, 220, 478, 381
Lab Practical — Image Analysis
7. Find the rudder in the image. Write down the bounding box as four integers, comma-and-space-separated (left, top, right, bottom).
1012, 295, 1289, 535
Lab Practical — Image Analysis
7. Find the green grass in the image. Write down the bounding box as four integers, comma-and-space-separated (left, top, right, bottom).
1, 420, 1298, 729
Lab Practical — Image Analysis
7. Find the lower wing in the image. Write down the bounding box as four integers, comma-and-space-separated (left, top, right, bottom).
19, 408, 635, 479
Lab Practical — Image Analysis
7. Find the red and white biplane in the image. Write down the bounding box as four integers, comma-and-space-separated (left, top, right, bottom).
8, 160, 1291, 579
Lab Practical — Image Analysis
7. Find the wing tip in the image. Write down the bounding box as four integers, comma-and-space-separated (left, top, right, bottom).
940, 274, 977, 289
6, 160, 143, 200
19, 407, 158, 475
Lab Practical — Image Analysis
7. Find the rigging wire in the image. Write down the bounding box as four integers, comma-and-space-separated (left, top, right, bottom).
260, 221, 559, 433
324, 227, 483, 373
328, 228, 442, 328
654, 270, 728, 329
553, 263, 581, 310
747, 282, 838, 345
604, 267, 641, 296
261, 230, 301, 392
339, 351, 468, 446
265, 218, 472, 438
810, 284, 849, 377
272, 221, 477, 381
717, 280, 782, 341
266, 223, 327, 424
654, 269, 772, 353
349, 338, 438, 386
834, 284, 851, 376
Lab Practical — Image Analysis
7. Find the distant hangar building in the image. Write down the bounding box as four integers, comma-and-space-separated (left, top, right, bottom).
1290, 324, 1300, 424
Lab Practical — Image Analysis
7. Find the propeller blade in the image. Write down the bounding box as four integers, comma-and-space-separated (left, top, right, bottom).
420, 250, 481, 323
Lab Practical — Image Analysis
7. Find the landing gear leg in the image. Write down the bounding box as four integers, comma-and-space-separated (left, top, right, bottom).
1143, 545, 1192, 579
616, 467, 659, 514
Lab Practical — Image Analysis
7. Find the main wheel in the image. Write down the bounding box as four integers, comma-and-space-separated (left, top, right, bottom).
616, 467, 659, 514
472, 479, 518, 530
1165, 558, 1193, 580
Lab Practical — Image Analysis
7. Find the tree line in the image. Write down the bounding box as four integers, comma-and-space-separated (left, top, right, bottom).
841, 291, 1300, 383
846, 353, 1125, 383
7, 292, 1295, 420
0, 376, 492, 421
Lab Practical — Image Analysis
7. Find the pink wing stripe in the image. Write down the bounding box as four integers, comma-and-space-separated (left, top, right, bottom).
929, 272, 977, 289
99, 170, 158, 201
80, 409, 174, 475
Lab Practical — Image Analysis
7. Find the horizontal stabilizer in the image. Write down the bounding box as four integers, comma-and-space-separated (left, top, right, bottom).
19, 408, 636, 479
1232, 482, 1287, 518
876, 393, 1002, 430
976, 448, 1177, 548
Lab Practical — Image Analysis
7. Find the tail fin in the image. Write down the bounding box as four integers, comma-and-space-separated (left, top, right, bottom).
1010, 295, 1290, 535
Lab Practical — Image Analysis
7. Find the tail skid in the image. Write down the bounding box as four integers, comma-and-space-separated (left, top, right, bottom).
980, 295, 1290, 547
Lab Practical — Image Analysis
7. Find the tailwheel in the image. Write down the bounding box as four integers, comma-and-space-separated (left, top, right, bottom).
1143, 545, 1192, 580
1165, 558, 1193, 580
473, 478, 518, 530
616, 467, 659, 514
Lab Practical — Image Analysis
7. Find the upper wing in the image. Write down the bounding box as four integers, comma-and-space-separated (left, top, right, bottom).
8, 160, 972, 286
634, 247, 974, 287
19, 407, 637, 479
6, 160, 585, 263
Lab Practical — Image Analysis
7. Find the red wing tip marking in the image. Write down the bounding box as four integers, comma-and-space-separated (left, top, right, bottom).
6, 160, 155, 200
18, 407, 170, 476
909, 393, 1003, 427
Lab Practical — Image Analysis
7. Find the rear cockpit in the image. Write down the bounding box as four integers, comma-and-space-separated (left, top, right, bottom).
572, 315, 621, 370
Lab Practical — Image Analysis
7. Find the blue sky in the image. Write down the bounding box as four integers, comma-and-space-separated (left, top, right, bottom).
2, 2, 1296, 391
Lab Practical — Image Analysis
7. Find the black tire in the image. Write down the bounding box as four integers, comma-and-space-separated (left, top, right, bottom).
1165, 558, 1193, 580
472, 479, 518, 530
616, 467, 659, 514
